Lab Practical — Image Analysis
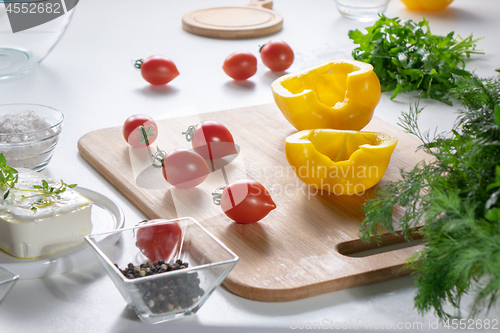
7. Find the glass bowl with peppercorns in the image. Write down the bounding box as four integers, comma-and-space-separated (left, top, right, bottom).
85, 217, 239, 324
0, 265, 19, 307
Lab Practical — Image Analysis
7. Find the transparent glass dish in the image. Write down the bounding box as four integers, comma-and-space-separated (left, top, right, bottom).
86, 217, 239, 324
335, 0, 390, 21
0, 103, 64, 171
0, 265, 19, 306
0, 4, 76, 79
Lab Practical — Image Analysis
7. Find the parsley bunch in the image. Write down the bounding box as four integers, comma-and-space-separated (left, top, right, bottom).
348, 15, 483, 105
360, 73, 500, 319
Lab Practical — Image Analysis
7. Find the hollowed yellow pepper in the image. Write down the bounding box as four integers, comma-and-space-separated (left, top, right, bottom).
271, 59, 381, 131
400, 0, 453, 11
285, 129, 397, 195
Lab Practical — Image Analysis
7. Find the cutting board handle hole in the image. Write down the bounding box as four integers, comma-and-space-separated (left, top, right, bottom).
336, 231, 423, 258
249, 0, 273, 9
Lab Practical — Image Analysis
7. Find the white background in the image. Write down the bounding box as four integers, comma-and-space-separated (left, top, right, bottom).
1, 0, 500, 332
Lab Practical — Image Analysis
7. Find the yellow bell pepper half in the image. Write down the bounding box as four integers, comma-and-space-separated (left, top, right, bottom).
285, 129, 398, 195
271, 59, 381, 131
400, 0, 453, 11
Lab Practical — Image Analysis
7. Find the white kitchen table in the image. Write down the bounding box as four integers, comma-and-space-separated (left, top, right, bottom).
1, 0, 500, 332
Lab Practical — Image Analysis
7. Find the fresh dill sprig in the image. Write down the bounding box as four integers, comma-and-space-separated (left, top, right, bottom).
360, 73, 500, 319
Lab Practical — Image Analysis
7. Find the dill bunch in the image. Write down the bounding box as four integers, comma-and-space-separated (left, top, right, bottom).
360, 74, 500, 319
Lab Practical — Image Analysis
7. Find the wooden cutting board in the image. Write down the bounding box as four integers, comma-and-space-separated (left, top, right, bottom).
182, 0, 283, 39
78, 103, 428, 302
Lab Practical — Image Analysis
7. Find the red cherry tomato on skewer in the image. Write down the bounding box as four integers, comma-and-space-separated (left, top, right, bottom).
123, 114, 158, 148
217, 179, 276, 224
162, 149, 210, 189
184, 121, 237, 160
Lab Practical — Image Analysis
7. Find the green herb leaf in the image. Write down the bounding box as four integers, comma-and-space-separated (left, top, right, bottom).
0, 155, 76, 206
494, 105, 500, 127
0, 154, 18, 196
485, 208, 500, 221
0, 154, 6, 168
486, 165, 500, 191
360, 72, 500, 319
349, 15, 483, 104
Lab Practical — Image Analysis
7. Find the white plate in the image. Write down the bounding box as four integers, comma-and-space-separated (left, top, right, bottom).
0, 188, 125, 279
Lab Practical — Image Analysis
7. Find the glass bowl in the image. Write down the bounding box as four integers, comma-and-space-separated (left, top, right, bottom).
335, 0, 390, 21
0, 265, 19, 306
0, 4, 76, 79
0, 103, 64, 171
86, 217, 239, 324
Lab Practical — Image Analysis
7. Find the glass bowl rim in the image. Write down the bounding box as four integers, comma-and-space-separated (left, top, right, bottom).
85, 217, 239, 284
0, 264, 19, 286
0, 103, 64, 137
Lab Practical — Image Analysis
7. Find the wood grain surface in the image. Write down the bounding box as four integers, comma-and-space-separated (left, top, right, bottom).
182, 0, 283, 39
78, 103, 428, 302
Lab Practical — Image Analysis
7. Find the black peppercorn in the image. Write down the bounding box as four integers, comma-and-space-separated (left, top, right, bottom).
117, 259, 204, 315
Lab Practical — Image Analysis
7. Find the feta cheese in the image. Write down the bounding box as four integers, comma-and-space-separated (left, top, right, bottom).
0, 168, 93, 259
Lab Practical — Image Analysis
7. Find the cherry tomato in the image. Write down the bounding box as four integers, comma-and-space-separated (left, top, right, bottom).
191, 121, 237, 160
260, 40, 294, 72
137, 55, 179, 85
136, 219, 182, 262
220, 180, 276, 224
222, 52, 257, 80
123, 114, 158, 148
162, 149, 210, 189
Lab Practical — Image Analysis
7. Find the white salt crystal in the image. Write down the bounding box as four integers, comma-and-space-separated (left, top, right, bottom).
0, 109, 60, 169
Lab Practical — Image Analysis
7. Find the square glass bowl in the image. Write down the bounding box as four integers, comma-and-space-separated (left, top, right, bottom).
86, 217, 238, 324
0, 265, 19, 306
0, 103, 64, 171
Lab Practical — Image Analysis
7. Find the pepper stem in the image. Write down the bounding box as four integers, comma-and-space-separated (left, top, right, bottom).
182, 125, 196, 142
211, 186, 225, 205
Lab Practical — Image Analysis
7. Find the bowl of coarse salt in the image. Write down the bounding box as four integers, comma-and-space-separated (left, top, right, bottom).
0, 103, 63, 171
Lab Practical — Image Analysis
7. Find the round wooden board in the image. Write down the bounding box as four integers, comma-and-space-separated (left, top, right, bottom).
182, 5, 283, 39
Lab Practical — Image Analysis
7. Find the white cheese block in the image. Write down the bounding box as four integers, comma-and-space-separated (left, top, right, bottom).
0, 168, 93, 259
